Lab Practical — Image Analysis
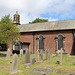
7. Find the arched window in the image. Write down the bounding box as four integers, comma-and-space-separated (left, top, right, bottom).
55, 34, 65, 51
36, 35, 45, 50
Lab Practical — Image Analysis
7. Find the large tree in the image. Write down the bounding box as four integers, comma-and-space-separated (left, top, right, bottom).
0, 15, 20, 45
29, 18, 48, 24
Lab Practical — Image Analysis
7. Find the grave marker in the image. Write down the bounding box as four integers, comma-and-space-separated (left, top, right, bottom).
10, 53, 18, 74
45, 49, 50, 60
6, 48, 11, 60
25, 50, 30, 63
60, 48, 63, 65
20, 49, 23, 57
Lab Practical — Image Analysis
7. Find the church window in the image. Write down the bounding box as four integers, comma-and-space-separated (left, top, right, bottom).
36, 35, 45, 50
55, 34, 65, 51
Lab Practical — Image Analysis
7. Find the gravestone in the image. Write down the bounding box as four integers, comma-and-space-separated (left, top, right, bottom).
10, 53, 18, 74
45, 49, 50, 60
36, 49, 43, 62
60, 48, 63, 65
31, 58, 36, 64
36, 49, 40, 62
20, 49, 23, 57
24, 50, 31, 68
40, 50, 43, 61
25, 50, 30, 63
6, 48, 11, 60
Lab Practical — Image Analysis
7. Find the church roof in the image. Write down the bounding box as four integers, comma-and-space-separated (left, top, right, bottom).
20, 36, 30, 43
17, 19, 75, 32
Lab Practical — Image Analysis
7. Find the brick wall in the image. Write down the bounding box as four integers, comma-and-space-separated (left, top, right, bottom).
20, 30, 74, 54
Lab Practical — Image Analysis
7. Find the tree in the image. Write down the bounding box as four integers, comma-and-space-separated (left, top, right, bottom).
0, 15, 20, 45
29, 18, 48, 24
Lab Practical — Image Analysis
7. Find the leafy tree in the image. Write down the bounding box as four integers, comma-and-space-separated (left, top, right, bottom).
0, 15, 20, 45
29, 18, 48, 24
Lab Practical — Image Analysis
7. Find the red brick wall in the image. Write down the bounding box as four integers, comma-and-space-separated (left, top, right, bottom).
9, 30, 74, 54
20, 30, 74, 54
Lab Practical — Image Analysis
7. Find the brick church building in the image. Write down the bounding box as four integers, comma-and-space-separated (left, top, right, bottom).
10, 12, 75, 54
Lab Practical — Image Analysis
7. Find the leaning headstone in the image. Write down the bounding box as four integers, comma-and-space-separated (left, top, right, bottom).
25, 50, 30, 63
60, 48, 63, 65
10, 53, 18, 74
6, 48, 11, 60
31, 58, 36, 64
20, 49, 23, 57
45, 49, 50, 60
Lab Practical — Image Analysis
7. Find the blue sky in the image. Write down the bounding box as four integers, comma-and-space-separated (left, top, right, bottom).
0, 0, 75, 24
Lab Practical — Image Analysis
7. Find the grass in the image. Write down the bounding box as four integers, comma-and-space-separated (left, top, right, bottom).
0, 52, 75, 75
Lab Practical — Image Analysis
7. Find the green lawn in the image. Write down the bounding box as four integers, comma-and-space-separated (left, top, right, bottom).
0, 52, 75, 75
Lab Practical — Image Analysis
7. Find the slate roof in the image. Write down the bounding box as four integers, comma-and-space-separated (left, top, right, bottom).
17, 19, 75, 32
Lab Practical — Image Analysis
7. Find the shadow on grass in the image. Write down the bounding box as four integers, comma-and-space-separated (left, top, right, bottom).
0, 53, 6, 57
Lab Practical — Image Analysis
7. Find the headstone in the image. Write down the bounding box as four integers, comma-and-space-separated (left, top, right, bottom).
24, 50, 31, 68
60, 48, 63, 65
6, 48, 11, 60
31, 58, 36, 64
25, 50, 30, 63
36, 49, 43, 62
10, 53, 18, 74
45, 49, 50, 60
40, 50, 43, 61
36, 49, 40, 62
20, 49, 23, 57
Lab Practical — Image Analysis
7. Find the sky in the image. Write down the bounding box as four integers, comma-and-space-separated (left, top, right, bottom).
0, 0, 75, 24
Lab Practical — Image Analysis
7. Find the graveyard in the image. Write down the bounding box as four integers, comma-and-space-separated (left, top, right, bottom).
0, 50, 75, 75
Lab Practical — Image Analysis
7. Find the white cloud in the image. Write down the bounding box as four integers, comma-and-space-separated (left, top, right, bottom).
0, 0, 75, 24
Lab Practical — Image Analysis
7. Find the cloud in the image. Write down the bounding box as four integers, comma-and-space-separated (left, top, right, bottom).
0, 0, 75, 24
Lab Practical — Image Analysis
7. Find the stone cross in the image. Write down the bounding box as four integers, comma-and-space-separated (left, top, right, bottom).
45, 49, 50, 60
6, 48, 11, 60
10, 53, 18, 74
20, 49, 23, 57
60, 48, 63, 65
25, 50, 30, 63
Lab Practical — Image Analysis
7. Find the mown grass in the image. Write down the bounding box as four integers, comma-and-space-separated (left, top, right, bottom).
0, 52, 75, 75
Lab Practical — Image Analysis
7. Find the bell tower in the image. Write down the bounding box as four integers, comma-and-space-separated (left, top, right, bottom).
13, 11, 20, 25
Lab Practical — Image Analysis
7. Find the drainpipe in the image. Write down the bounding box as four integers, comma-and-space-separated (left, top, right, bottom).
33, 32, 35, 53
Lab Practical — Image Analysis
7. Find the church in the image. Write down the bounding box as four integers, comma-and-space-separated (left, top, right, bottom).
10, 12, 75, 54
